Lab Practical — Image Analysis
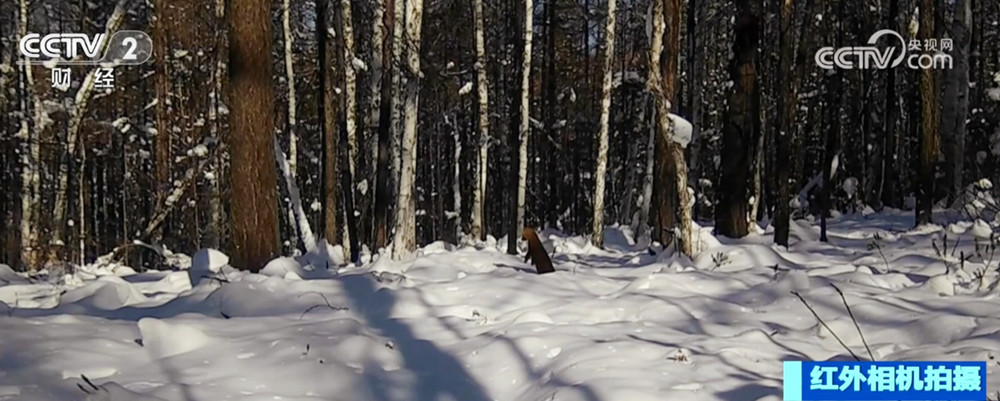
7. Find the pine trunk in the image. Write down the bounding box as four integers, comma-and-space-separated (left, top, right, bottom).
917, 0, 939, 225
319, 0, 341, 248
228, 0, 281, 271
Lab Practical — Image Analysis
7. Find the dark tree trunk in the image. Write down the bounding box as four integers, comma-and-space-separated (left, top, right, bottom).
318, 0, 341, 249
373, 0, 395, 251
716, 0, 761, 239
916, 0, 939, 225
775, 0, 810, 247
227, 0, 281, 271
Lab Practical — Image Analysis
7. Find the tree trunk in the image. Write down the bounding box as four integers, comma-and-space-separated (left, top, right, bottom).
515, 0, 534, 231
283, 0, 297, 178
917, 0, 939, 225
390, 0, 405, 207
881, 0, 899, 208
373, 0, 396, 250
228, 0, 281, 271
18, 0, 42, 271
592, 0, 617, 248
392, 0, 423, 259
716, 0, 760, 239
319, 0, 341, 249
339, 0, 358, 258
634, 96, 656, 238
282, 0, 301, 248
774, 0, 808, 247
470, 0, 491, 241
648, 0, 693, 256
153, 0, 172, 245
941, 0, 971, 203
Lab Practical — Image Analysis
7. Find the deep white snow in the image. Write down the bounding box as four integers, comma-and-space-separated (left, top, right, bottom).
1, 211, 999, 401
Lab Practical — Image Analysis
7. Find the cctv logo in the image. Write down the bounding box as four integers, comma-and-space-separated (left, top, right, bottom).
19, 33, 107, 61
815, 30, 906, 70
17, 31, 151, 66
814, 29, 953, 70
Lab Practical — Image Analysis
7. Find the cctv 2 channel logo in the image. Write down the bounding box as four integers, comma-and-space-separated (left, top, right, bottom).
18, 31, 153, 66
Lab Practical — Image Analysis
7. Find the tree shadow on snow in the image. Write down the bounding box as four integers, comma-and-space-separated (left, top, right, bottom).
338, 274, 493, 401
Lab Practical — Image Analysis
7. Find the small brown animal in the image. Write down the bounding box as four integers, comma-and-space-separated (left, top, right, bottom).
522, 227, 555, 274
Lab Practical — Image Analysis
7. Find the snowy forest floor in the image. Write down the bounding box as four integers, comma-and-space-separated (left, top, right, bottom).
2, 210, 1000, 401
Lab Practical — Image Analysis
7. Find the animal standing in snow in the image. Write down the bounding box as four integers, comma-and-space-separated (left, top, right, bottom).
522, 227, 555, 274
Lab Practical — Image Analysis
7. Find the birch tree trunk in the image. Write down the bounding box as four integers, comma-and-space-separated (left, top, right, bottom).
282, 0, 301, 247
386, 0, 406, 249
390, 0, 405, 201
470, 0, 491, 241
592, 0, 617, 248
515, 0, 534, 231
648, 0, 693, 257
284, 0, 297, 177
452, 123, 462, 240
393, 0, 423, 259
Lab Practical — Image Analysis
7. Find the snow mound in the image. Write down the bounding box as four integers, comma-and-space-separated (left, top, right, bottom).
137, 318, 211, 358
60, 276, 149, 310
971, 219, 994, 239
0, 264, 30, 285
261, 256, 307, 279
189, 248, 230, 286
